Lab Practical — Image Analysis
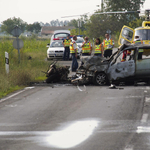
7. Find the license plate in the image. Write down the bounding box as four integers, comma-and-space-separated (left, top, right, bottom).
55, 54, 62, 56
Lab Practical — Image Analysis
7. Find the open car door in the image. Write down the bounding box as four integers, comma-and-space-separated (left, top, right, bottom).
118, 25, 135, 46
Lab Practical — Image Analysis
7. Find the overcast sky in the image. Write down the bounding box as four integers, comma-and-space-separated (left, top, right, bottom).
0, 0, 150, 24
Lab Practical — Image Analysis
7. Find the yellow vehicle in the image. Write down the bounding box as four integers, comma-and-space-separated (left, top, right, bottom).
118, 9, 150, 45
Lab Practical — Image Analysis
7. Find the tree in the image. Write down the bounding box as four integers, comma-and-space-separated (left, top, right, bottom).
68, 19, 78, 28
26, 23, 41, 33
33, 22, 41, 33
26, 24, 34, 32
129, 16, 145, 29
86, 13, 112, 38
1, 17, 27, 35
104, 0, 144, 30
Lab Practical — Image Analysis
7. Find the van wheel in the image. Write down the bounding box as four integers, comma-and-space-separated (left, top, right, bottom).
93, 72, 108, 85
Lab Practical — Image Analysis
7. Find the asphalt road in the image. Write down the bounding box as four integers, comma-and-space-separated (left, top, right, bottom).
0, 82, 150, 150
1, 57, 150, 150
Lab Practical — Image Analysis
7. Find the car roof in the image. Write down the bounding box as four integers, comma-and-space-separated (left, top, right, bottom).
51, 40, 63, 43
54, 30, 70, 34
120, 44, 150, 51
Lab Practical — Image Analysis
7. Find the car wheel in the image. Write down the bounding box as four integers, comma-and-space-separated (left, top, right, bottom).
93, 72, 108, 85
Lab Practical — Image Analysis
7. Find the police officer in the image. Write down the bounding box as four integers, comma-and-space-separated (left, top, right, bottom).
70, 35, 78, 72
94, 38, 104, 56
133, 35, 143, 60
81, 37, 92, 56
62, 35, 71, 60
103, 33, 114, 58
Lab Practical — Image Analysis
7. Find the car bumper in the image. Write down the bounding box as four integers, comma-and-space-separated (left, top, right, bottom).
47, 53, 64, 58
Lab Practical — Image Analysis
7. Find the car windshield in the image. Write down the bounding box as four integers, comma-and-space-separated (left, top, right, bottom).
76, 38, 84, 43
135, 29, 150, 40
54, 33, 69, 38
50, 42, 63, 47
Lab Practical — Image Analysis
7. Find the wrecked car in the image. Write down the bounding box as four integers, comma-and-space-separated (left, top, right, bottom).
42, 61, 70, 83
72, 44, 150, 85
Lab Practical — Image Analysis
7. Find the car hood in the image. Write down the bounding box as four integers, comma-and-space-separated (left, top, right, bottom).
81, 56, 109, 71
47, 47, 64, 51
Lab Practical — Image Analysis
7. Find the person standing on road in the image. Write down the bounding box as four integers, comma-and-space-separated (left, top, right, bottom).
103, 33, 114, 58
70, 35, 78, 72
133, 35, 143, 60
81, 37, 92, 56
62, 35, 71, 61
94, 38, 104, 57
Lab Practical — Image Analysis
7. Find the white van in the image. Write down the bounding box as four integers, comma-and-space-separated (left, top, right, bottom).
50, 30, 70, 45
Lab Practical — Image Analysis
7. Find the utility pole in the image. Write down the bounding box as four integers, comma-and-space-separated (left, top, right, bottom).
101, 0, 104, 12
78, 20, 82, 35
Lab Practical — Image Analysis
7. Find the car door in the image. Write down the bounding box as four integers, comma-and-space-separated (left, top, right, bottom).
136, 48, 150, 76
107, 50, 135, 81
118, 25, 135, 46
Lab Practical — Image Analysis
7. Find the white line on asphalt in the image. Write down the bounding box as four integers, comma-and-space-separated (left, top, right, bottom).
145, 97, 150, 102
141, 114, 148, 123
0, 87, 35, 103
137, 126, 150, 133
124, 145, 133, 150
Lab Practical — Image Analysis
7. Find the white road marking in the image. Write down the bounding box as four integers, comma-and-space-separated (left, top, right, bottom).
145, 97, 150, 102
124, 145, 133, 150
141, 114, 148, 123
0, 87, 35, 103
137, 126, 150, 133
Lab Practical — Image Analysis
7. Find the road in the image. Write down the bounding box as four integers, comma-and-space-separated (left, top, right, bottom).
0, 60, 150, 150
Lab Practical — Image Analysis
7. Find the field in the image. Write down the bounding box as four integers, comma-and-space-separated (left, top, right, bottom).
0, 36, 50, 98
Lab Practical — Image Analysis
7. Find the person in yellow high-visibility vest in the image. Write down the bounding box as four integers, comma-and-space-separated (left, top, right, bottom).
81, 37, 92, 56
133, 35, 143, 60
70, 35, 78, 72
94, 38, 104, 57
62, 35, 71, 60
103, 33, 114, 58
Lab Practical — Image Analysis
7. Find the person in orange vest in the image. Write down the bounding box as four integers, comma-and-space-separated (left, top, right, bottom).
94, 38, 104, 57
70, 35, 78, 72
62, 35, 71, 60
81, 37, 92, 56
103, 33, 114, 58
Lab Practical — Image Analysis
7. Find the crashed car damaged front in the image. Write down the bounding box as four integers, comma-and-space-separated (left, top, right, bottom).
72, 44, 150, 85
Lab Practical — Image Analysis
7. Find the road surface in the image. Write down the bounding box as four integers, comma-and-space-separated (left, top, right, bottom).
0, 81, 150, 150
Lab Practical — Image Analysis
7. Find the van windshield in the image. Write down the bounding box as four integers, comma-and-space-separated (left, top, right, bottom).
54, 33, 70, 39
135, 29, 150, 40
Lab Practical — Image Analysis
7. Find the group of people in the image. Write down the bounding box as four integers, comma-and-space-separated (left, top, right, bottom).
62, 33, 114, 72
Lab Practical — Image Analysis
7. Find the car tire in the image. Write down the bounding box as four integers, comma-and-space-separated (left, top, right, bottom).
93, 72, 108, 85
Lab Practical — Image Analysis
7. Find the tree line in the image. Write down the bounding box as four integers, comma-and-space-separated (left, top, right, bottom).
0, 0, 146, 38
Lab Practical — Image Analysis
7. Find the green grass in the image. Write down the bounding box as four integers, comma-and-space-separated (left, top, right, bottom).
0, 36, 51, 99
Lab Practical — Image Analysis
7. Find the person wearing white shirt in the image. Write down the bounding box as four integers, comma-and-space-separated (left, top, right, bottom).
70, 35, 78, 72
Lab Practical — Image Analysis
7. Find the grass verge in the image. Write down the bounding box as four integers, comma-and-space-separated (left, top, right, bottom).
0, 36, 50, 99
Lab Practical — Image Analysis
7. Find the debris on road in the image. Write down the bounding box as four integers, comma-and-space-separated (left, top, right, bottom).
42, 61, 70, 83
109, 84, 117, 89
77, 85, 86, 92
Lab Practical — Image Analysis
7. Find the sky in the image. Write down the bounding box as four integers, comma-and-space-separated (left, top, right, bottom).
0, 0, 150, 24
